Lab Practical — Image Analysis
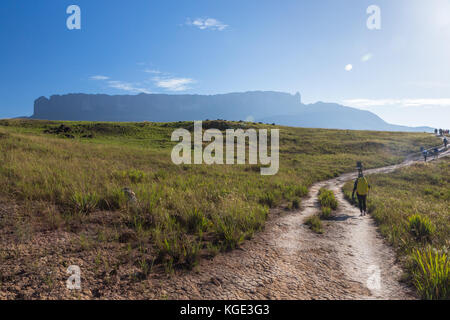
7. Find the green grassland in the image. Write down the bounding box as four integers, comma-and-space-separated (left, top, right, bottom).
343, 158, 449, 299
0, 119, 440, 272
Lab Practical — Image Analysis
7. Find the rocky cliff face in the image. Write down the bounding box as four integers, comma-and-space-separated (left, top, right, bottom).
32, 91, 303, 122
32, 91, 432, 132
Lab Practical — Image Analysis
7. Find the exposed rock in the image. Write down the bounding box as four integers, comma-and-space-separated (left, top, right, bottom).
31, 92, 433, 132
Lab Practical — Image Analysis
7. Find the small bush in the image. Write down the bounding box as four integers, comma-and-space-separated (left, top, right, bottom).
259, 192, 276, 208
70, 192, 98, 214
185, 208, 210, 234
411, 247, 449, 300
138, 257, 155, 279
305, 215, 323, 234
292, 198, 300, 209
408, 214, 435, 241
154, 232, 201, 270
214, 215, 245, 250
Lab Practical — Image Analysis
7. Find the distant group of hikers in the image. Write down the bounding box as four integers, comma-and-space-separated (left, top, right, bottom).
421, 129, 448, 162
435, 128, 449, 136
421, 147, 441, 162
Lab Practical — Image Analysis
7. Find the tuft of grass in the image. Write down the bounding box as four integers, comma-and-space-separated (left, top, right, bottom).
99, 188, 128, 210
259, 191, 280, 208
305, 215, 323, 234
318, 188, 338, 210
138, 257, 155, 279
154, 231, 201, 271
408, 214, 435, 242
70, 192, 99, 214
214, 215, 246, 250
184, 208, 210, 235
317, 188, 337, 221
320, 206, 332, 219
292, 198, 301, 209
411, 247, 449, 300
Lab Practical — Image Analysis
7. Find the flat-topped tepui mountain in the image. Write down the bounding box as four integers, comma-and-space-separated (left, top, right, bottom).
31, 91, 432, 132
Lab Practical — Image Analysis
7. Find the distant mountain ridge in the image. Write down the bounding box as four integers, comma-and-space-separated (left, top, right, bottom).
31, 91, 433, 132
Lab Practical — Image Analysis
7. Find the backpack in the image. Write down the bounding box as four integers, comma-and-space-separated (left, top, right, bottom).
357, 177, 369, 195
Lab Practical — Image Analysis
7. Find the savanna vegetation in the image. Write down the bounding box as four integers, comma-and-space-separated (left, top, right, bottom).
0, 119, 441, 295
343, 157, 449, 299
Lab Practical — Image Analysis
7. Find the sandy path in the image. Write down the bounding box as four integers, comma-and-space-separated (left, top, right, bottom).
157, 144, 449, 300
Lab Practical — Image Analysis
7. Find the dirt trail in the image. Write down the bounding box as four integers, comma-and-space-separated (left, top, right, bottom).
159, 145, 450, 300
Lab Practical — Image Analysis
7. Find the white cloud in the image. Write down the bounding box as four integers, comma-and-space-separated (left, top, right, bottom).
345, 64, 353, 71
343, 98, 450, 108
361, 53, 373, 62
90, 75, 109, 80
153, 77, 195, 91
186, 17, 228, 31
107, 80, 151, 94
90, 70, 194, 93
144, 69, 162, 74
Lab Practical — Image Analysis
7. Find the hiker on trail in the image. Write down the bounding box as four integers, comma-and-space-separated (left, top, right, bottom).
434, 147, 439, 159
423, 149, 428, 162
444, 137, 448, 149
352, 170, 371, 216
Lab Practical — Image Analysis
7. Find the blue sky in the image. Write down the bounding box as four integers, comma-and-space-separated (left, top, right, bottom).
1, 0, 449, 128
